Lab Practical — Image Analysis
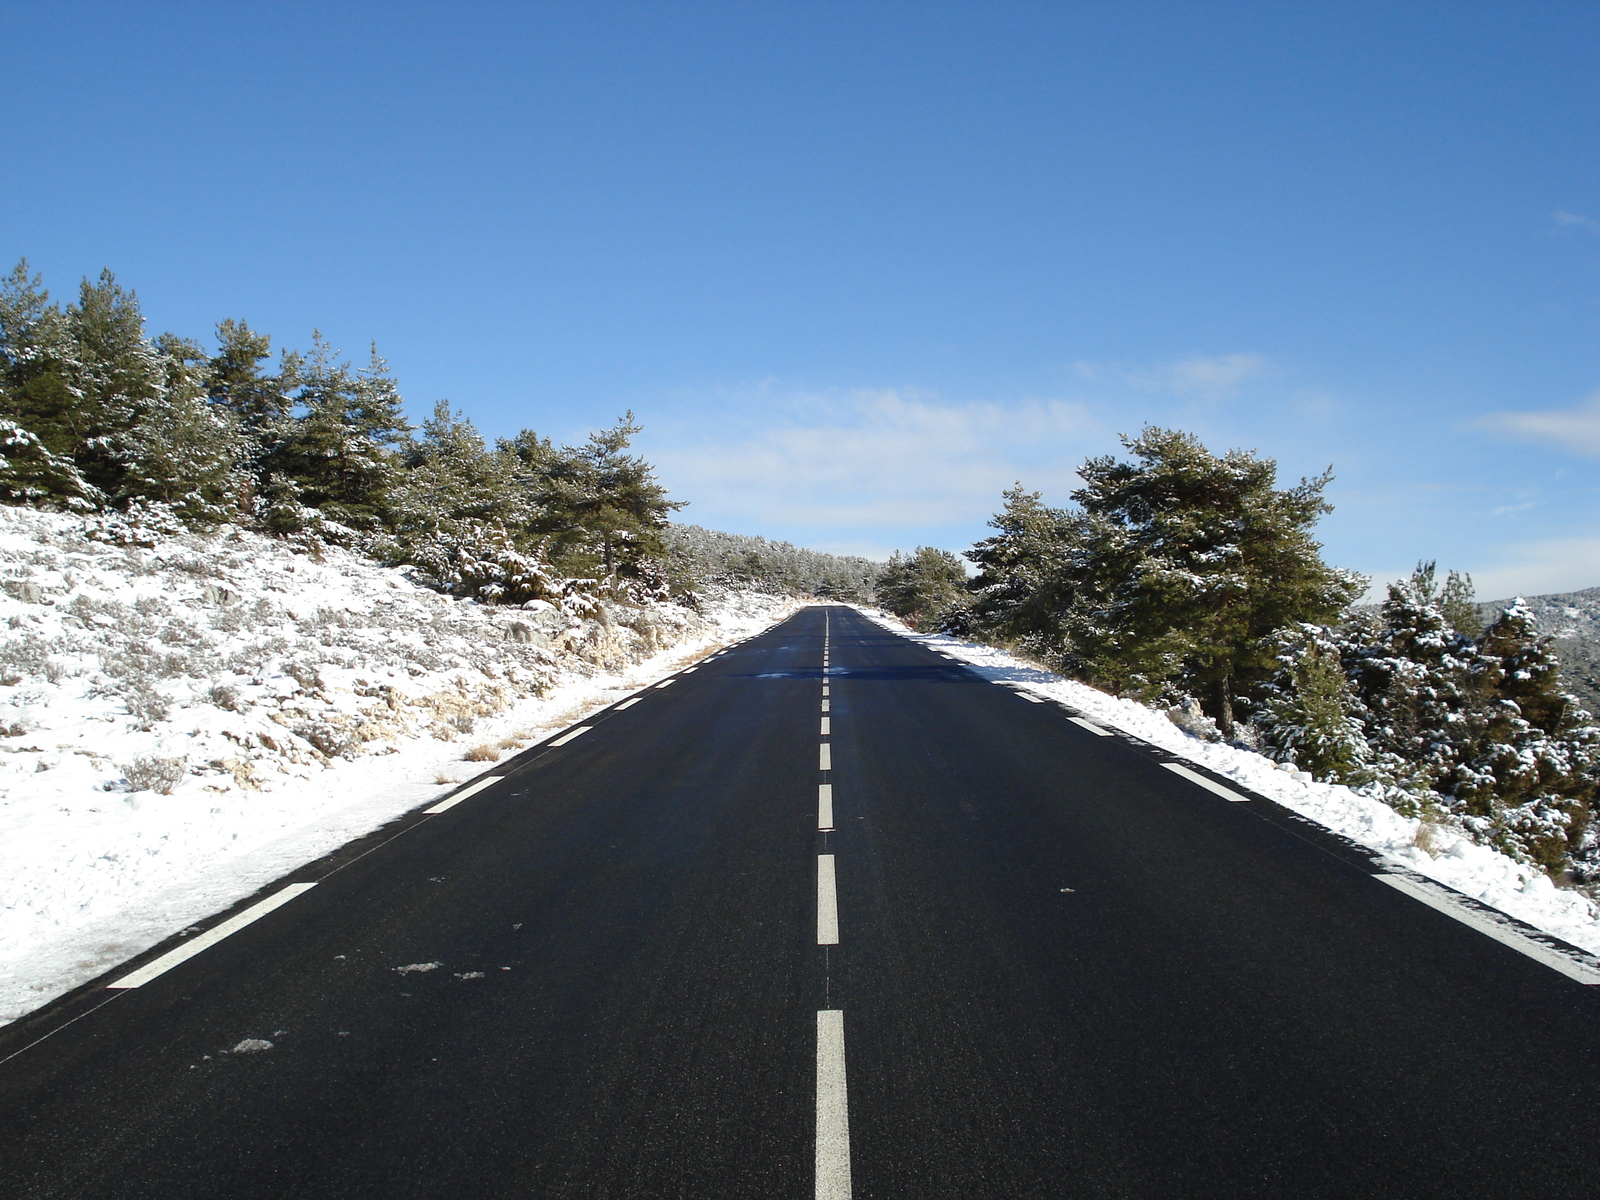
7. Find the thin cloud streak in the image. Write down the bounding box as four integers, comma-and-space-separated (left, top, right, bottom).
1554, 209, 1600, 234
1073, 352, 1267, 399
1473, 391, 1600, 457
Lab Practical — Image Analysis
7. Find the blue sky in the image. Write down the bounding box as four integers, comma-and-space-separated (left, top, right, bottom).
3, 1, 1597, 598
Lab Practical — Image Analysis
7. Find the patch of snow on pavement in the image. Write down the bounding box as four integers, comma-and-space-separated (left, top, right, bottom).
857, 608, 1600, 958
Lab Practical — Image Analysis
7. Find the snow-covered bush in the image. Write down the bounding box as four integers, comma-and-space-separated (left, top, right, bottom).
120, 755, 187, 795
1259, 567, 1599, 872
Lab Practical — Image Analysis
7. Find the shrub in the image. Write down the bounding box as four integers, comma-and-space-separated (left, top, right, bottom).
121, 755, 187, 795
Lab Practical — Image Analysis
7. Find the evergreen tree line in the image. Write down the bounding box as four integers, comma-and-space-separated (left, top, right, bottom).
0, 261, 684, 605
880, 427, 1598, 876
662, 525, 881, 601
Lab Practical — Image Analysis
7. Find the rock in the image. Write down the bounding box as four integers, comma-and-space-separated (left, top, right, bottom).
506, 621, 537, 644
3, 580, 45, 604
202, 583, 239, 606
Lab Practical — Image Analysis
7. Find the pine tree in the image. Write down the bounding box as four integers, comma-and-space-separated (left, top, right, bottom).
876, 546, 968, 628
1062, 427, 1362, 735
115, 332, 247, 522
965, 485, 1084, 653
1335, 570, 1600, 870
1453, 599, 1598, 870
0, 260, 80, 469
263, 334, 410, 531
388, 400, 530, 570
1342, 563, 1479, 805
529, 413, 684, 577
207, 319, 298, 442
1439, 569, 1480, 637
1257, 627, 1370, 782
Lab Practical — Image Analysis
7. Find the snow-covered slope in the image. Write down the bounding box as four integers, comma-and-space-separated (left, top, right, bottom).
0, 506, 796, 1023
860, 610, 1600, 958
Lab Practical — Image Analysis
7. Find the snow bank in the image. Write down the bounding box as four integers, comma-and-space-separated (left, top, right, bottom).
858, 610, 1600, 957
0, 506, 796, 1023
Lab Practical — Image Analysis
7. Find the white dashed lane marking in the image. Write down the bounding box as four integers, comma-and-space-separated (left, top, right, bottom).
815, 1010, 852, 1200
548, 726, 592, 748
817, 855, 839, 945
818, 784, 834, 831
819, 743, 832, 771
1069, 716, 1112, 736
109, 884, 318, 989
614, 696, 642, 710
820, 717, 831, 735
1161, 761, 1248, 801
424, 775, 500, 813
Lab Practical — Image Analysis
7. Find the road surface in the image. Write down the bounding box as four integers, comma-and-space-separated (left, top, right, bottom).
2, 605, 1598, 1198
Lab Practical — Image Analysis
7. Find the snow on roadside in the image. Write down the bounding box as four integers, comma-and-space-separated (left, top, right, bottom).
0, 505, 797, 1023
857, 609, 1600, 957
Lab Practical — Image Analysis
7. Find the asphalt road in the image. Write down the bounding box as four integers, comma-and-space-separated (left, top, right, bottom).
2, 605, 1599, 1198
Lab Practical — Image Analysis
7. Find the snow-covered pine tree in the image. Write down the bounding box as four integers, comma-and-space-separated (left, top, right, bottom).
2, 263, 249, 521
387, 400, 534, 574
0, 419, 101, 509
1341, 563, 1480, 810
114, 332, 248, 524
0, 261, 83, 491
1256, 624, 1370, 783
1450, 599, 1598, 871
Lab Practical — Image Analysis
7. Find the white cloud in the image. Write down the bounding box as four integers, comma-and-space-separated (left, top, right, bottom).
1463, 538, 1600, 602
1074, 352, 1267, 399
1474, 390, 1600, 457
1554, 209, 1600, 234
646, 386, 1100, 540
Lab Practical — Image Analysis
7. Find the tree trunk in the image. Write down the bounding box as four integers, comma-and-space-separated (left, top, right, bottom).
1214, 672, 1235, 741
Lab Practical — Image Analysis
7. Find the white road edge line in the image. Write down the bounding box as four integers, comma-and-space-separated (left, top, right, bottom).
819, 783, 834, 831
549, 725, 592, 747
820, 743, 832, 771
1162, 761, 1249, 801
655, 678, 676, 688
816, 1009, 852, 1200
817, 855, 839, 945
108, 883, 318, 989
1376, 872, 1600, 985
424, 775, 500, 814
614, 696, 642, 710
1069, 716, 1113, 736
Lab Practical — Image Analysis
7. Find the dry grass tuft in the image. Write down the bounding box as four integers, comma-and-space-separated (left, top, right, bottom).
434, 771, 461, 785
1414, 820, 1449, 857
463, 744, 500, 763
